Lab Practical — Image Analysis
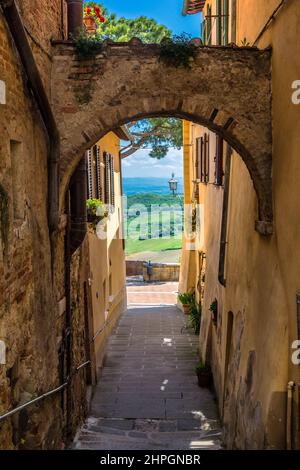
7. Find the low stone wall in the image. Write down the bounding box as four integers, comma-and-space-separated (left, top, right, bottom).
126, 260, 144, 277
143, 263, 180, 282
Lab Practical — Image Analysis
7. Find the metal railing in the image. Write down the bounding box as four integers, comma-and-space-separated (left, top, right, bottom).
0, 360, 91, 424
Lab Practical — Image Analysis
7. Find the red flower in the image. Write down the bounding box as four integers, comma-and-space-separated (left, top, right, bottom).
99, 15, 106, 23
85, 7, 91, 15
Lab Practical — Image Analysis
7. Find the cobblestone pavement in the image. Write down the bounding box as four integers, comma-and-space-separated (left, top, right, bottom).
127, 277, 178, 306
73, 305, 221, 450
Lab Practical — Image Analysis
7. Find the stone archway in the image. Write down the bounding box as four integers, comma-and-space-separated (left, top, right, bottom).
51, 40, 272, 233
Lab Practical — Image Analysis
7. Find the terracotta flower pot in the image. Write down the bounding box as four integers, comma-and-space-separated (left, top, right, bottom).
84, 16, 97, 34
196, 370, 212, 387
182, 304, 190, 315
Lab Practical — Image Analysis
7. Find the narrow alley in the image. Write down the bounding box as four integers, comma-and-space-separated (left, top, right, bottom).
73, 281, 221, 450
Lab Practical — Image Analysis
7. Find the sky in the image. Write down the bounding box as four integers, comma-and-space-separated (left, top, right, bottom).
102, 1, 201, 178
103, 0, 201, 37
122, 148, 183, 179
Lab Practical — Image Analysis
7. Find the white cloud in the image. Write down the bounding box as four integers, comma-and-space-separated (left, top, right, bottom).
122, 147, 183, 178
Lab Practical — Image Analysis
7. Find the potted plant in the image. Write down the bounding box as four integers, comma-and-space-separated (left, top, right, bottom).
86, 198, 108, 232
209, 299, 218, 324
178, 291, 195, 315
195, 361, 212, 387
83, 5, 105, 35
189, 300, 201, 335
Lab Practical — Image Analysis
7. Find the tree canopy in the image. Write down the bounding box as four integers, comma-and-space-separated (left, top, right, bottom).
122, 118, 183, 160
83, 2, 182, 159
83, 2, 172, 43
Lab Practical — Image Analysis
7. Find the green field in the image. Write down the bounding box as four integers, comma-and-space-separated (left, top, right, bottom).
126, 236, 182, 255
125, 193, 183, 256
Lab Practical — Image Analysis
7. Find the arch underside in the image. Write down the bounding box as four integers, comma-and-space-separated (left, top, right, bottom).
52, 43, 273, 235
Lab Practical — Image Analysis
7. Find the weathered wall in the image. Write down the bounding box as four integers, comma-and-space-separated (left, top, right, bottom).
0, 6, 62, 448
51, 41, 273, 229
86, 132, 127, 375
143, 263, 180, 282
0, 1, 87, 449
180, 0, 299, 450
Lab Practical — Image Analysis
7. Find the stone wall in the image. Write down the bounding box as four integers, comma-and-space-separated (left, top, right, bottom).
0, 2, 88, 449
0, 7, 62, 448
143, 263, 180, 283
126, 260, 144, 277
51, 41, 273, 231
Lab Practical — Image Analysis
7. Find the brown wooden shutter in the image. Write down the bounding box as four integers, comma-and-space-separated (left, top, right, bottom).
109, 154, 115, 212
195, 138, 201, 179
215, 136, 224, 185
86, 149, 93, 199
205, 133, 210, 183
104, 152, 110, 205
200, 136, 205, 183
95, 145, 102, 200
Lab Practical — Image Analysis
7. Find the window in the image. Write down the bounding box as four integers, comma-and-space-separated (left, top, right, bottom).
87, 145, 102, 200
200, 133, 210, 183
104, 152, 110, 205
86, 149, 93, 199
215, 136, 224, 186
222, 0, 229, 45
94, 145, 102, 200
231, 0, 237, 43
195, 137, 201, 179
10, 140, 24, 220
203, 4, 212, 46
216, 0, 222, 46
109, 154, 115, 212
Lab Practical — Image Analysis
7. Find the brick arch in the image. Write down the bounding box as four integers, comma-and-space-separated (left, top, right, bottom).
52, 41, 273, 234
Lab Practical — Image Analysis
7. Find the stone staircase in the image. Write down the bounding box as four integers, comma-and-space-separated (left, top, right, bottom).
73, 305, 222, 450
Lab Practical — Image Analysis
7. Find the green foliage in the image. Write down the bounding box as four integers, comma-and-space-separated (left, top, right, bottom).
189, 300, 201, 335
127, 193, 184, 210
0, 184, 9, 259
178, 291, 195, 306
159, 33, 197, 69
86, 198, 108, 230
195, 361, 211, 373
127, 118, 183, 160
76, 31, 103, 57
83, 1, 171, 43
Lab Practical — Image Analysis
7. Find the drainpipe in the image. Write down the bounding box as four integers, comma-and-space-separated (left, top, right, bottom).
218, 145, 232, 287
287, 381, 295, 450
69, 156, 87, 255
0, 0, 60, 233
67, 0, 83, 38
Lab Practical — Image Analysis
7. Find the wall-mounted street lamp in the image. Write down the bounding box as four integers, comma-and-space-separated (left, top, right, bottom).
168, 173, 178, 196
